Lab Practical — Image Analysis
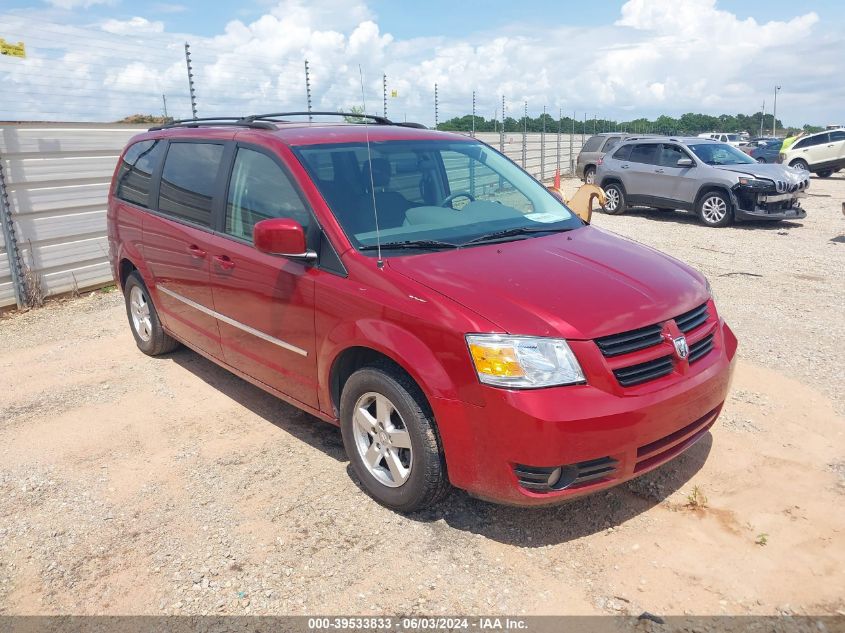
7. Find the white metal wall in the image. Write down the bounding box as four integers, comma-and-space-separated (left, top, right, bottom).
0, 123, 147, 308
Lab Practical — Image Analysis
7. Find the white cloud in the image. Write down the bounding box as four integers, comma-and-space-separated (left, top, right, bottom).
44, 0, 113, 9
2, 0, 839, 125
100, 17, 165, 34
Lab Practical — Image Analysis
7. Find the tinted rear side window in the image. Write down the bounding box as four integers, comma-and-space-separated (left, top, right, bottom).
158, 143, 224, 227
601, 136, 622, 152
115, 140, 166, 208
581, 136, 604, 152
628, 144, 658, 164
828, 130, 845, 142
612, 145, 632, 161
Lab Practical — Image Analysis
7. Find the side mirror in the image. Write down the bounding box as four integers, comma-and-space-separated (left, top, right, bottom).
253, 218, 317, 261
677, 158, 694, 167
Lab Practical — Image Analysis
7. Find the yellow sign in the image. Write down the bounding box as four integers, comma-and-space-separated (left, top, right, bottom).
390, 90, 398, 98
0, 38, 26, 58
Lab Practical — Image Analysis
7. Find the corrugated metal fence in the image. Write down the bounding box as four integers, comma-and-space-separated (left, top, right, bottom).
0, 124, 584, 310
0, 123, 146, 308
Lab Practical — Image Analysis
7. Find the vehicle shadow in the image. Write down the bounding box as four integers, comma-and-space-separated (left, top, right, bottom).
619, 207, 805, 231
167, 347, 347, 462
167, 346, 712, 548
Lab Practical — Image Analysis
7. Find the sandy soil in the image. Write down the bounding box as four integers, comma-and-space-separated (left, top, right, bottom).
0, 174, 843, 617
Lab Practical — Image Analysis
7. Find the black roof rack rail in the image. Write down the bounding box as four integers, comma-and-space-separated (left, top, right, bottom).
241, 111, 393, 125
149, 117, 275, 131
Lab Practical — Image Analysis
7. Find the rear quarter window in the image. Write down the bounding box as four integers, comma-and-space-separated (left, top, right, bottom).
581, 136, 604, 153
612, 145, 632, 161
114, 139, 166, 208
158, 142, 225, 227
600, 136, 622, 152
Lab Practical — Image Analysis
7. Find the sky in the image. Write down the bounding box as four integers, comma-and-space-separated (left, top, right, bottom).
0, 0, 842, 125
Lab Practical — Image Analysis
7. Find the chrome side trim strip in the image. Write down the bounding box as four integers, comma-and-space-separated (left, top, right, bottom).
157, 285, 308, 357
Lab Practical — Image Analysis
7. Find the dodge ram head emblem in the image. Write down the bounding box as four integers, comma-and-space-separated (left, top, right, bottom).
673, 336, 689, 359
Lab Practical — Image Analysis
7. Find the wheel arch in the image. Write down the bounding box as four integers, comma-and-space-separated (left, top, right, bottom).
693, 183, 736, 210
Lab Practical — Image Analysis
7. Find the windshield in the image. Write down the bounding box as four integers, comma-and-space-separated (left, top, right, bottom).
687, 142, 756, 166
292, 140, 581, 254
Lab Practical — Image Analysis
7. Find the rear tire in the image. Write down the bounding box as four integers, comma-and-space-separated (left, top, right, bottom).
817, 170, 833, 178
340, 363, 449, 512
124, 272, 180, 356
697, 190, 733, 227
790, 159, 809, 172
583, 166, 596, 185
602, 182, 626, 215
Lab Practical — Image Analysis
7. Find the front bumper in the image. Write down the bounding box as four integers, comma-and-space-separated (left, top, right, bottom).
732, 188, 808, 222
433, 320, 738, 506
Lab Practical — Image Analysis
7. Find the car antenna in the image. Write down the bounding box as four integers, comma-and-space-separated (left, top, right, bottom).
359, 64, 383, 269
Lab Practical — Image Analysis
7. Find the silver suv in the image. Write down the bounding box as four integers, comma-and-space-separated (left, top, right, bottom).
576, 133, 644, 184
595, 137, 809, 227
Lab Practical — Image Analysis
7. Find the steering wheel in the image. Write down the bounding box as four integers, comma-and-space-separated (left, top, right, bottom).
440, 191, 475, 208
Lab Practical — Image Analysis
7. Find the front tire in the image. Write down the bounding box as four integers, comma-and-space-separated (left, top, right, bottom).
602, 182, 626, 215
340, 363, 449, 512
697, 190, 733, 227
124, 272, 179, 356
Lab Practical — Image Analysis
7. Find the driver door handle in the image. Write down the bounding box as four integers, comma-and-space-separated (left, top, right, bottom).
621, 164, 629, 169
214, 255, 236, 270
654, 168, 665, 173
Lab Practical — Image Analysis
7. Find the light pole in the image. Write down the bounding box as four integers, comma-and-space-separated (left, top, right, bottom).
772, 85, 781, 137
760, 100, 765, 138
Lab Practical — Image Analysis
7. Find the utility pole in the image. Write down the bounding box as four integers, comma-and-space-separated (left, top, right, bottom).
593, 113, 597, 134
582, 112, 586, 145
162, 94, 168, 119
772, 85, 781, 137
471, 90, 476, 138
556, 107, 562, 175
760, 100, 765, 138
500, 95, 505, 152
434, 83, 439, 130
304, 60, 313, 122
522, 101, 527, 168
570, 110, 575, 173
540, 105, 546, 181
184, 42, 198, 119
383, 74, 387, 119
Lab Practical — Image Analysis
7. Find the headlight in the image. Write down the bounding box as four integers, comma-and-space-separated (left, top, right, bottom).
737, 176, 773, 189
465, 334, 585, 388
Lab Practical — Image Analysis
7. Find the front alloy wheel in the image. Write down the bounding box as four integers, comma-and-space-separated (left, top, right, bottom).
352, 392, 413, 487
602, 183, 626, 215
698, 191, 733, 227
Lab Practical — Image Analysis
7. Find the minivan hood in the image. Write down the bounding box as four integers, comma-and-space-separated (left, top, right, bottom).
715, 163, 804, 181
387, 226, 708, 340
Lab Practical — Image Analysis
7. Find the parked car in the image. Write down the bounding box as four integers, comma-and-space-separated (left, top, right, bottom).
109, 113, 737, 511
596, 137, 808, 227
778, 128, 845, 177
746, 139, 783, 163
576, 132, 644, 184
697, 132, 742, 147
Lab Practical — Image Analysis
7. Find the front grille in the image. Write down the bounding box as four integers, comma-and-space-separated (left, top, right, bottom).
634, 406, 719, 473
514, 456, 619, 493
613, 355, 673, 387
674, 303, 709, 333
595, 324, 663, 357
688, 334, 714, 363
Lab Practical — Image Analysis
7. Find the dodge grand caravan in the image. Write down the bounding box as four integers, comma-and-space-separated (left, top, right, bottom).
108, 112, 738, 512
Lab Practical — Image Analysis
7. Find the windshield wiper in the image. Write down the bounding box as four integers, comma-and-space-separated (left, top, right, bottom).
461, 225, 574, 247
358, 239, 458, 252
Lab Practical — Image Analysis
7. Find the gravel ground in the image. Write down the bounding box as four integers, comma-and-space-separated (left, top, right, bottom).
0, 174, 843, 617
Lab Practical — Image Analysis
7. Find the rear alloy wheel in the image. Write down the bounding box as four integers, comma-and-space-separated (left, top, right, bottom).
602, 183, 626, 215
756, 157, 766, 163
583, 166, 596, 185
340, 363, 449, 512
123, 271, 180, 356
790, 159, 809, 172
697, 191, 733, 227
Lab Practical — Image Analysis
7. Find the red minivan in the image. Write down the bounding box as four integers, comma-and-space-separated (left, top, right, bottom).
108, 113, 737, 512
